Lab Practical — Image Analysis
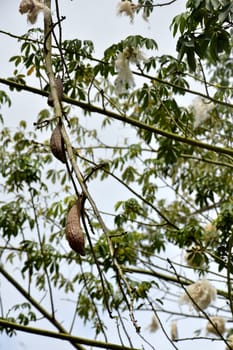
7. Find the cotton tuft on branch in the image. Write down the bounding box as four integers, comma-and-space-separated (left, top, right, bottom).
115, 52, 135, 94
190, 96, 215, 128
179, 279, 216, 310
226, 335, 233, 349
117, 1, 139, 23
19, 0, 51, 24
171, 321, 178, 340
147, 315, 159, 332
206, 316, 225, 335
114, 47, 146, 94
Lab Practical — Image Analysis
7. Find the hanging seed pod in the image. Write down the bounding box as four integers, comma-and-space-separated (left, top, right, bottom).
50, 123, 66, 163
65, 195, 85, 256
47, 75, 63, 107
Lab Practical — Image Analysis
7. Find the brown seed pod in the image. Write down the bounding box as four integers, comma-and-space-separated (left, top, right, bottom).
65, 195, 85, 256
50, 123, 66, 163
47, 75, 63, 107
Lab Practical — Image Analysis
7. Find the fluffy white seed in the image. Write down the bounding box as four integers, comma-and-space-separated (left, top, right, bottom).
148, 315, 159, 333
171, 321, 178, 340
180, 279, 216, 311
117, 1, 138, 23
190, 96, 214, 128
206, 316, 225, 335
19, 0, 51, 24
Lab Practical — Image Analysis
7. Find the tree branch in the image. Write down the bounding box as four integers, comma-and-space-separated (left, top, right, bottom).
0, 77, 233, 157
0, 265, 85, 350
122, 265, 229, 299
0, 319, 140, 350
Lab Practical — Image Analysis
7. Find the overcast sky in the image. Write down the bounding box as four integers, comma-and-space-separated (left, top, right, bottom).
0, 1, 225, 350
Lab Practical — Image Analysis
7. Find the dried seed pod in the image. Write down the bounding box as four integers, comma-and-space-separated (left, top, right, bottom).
65, 195, 85, 256
47, 75, 63, 107
50, 123, 66, 163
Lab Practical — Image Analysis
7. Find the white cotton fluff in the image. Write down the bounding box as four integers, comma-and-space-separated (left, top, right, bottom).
171, 321, 178, 340
180, 279, 216, 311
114, 47, 146, 94
147, 315, 159, 333
115, 52, 135, 94
19, 0, 51, 24
190, 96, 214, 128
117, 1, 138, 23
206, 316, 225, 335
226, 335, 233, 350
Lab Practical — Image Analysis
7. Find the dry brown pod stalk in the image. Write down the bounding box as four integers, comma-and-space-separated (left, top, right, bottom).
50, 123, 66, 163
47, 75, 63, 107
65, 195, 86, 256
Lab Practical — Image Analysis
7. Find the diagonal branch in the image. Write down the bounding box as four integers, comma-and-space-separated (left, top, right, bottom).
0, 265, 85, 350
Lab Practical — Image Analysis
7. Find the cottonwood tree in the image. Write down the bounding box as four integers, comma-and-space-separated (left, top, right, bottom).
0, 1, 233, 349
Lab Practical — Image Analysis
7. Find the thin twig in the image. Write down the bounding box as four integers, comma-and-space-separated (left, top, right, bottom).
28, 186, 55, 319
148, 297, 179, 350
81, 211, 113, 318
